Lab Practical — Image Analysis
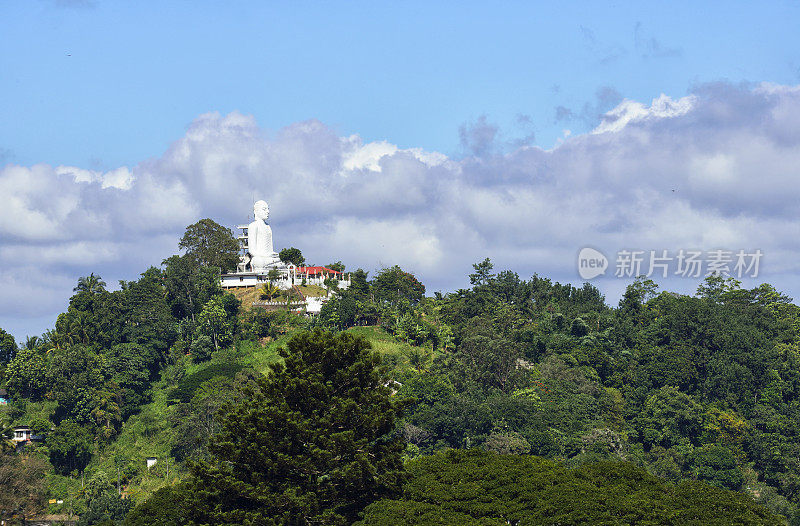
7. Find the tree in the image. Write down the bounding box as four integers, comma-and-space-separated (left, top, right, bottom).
637, 386, 704, 450
689, 444, 744, 490
323, 276, 340, 292
162, 254, 222, 321
179, 218, 240, 272
405, 347, 432, 373
190, 335, 215, 362
570, 317, 590, 337
372, 266, 425, 304
106, 267, 178, 360
436, 324, 454, 351
456, 335, 522, 393
197, 295, 235, 352
123, 485, 189, 526
4, 348, 46, 399
0, 453, 48, 522
697, 274, 742, 302
0, 327, 17, 363
484, 432, 531, 455
78, 493, 132, 526
327, 261, 345, 273
23, 335, 39, 350
49, 420, 94, 475
260, 282, 280, 300
279, 247, 306, 266
618, 276, 658, 315
357, 450, 781, 526
45, 346, 124, 440
267, 267, 281, 282
60, 308, 94, 345
91, 382, 124, 442
111, 342, 158, 378
74, 272, 107, 294
469, 258, 495, 286
349, 269, 370, 297
49, 345, 109, 425
170, 375, 240, 462
185, 331, 408, 525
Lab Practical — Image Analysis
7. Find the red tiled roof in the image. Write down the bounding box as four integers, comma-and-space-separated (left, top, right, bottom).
295, 266, 342, 275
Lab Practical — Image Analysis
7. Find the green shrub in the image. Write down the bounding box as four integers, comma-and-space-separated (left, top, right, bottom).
190, 335, 214, 363
357, 450, 781, 525
168, 362, 244, 403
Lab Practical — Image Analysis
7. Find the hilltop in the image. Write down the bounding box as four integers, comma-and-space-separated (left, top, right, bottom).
1, 220, 798, 524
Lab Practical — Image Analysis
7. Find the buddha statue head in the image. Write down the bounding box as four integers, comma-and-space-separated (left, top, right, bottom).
254, 200, 269, 222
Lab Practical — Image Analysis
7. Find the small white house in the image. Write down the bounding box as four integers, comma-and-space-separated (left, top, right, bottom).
12, 426, 32, 444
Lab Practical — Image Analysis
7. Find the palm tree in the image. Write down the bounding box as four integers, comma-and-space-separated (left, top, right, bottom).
405, 348, 431, 373
260, 283, 281, 301
54, 314, 73, 348
69, 311, 92, 344
24, 335, 39, 350
41, 329, 60, 352
73, 273, 107, 294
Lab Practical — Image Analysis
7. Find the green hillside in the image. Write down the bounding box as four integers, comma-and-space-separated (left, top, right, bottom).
0, 227, 796, 524
39, 326, 411, 510
77, 336, 288, 504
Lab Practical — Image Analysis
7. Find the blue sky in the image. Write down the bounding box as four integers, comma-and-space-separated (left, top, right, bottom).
2, 1, 800, 340
3, 1, 799, 168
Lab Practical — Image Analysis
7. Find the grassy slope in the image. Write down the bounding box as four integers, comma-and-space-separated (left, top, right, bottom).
79, 335, 288, 504
72, 325, 424, 505
347, 326, 418, 363
227, 287, 263, 311
228, 285, 328, 312
296, 284, 327, 297
345, 326, 440, 383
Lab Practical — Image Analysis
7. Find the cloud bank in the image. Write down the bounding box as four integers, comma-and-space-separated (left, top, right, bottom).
2, 81, 800, 338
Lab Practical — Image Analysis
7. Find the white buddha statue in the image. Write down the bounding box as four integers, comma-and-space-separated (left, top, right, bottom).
248, 200, 280, 270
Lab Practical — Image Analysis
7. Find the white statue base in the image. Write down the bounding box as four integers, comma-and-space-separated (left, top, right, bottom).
250, 253, 282, 271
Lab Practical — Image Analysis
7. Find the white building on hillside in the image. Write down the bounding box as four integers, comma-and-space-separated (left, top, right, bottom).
219, 200, 350, 310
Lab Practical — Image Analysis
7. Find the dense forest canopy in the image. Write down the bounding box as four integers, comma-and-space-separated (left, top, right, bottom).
1, 218, 799, 525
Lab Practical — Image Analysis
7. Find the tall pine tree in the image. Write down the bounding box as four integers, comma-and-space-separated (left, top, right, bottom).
185, 330, 408, 525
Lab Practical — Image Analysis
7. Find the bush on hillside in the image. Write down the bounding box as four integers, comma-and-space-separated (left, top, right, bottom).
167, 362, 244, 403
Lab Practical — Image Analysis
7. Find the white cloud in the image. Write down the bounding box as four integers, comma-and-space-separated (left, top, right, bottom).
340, 137, 451, 174
3, 81, 800, 339
341, 137, 398, 172
0, 241, 120, 266
689, 153, 737, 185
301, 217, 444, 273
55, 165, 134, 189
0, 267, 73, 317
592, 93, 696, 134
0, 164, 89, 240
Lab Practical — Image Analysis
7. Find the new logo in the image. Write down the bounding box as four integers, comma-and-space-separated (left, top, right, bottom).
577, 247, 608, 280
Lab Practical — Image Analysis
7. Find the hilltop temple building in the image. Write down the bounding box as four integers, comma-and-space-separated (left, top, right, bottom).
220, 200, 350, 292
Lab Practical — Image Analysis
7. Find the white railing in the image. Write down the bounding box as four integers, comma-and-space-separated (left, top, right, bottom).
252, 300, 306, 306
